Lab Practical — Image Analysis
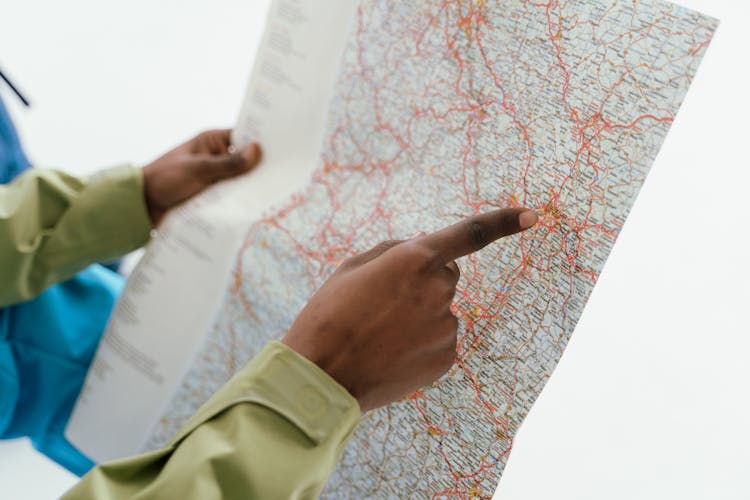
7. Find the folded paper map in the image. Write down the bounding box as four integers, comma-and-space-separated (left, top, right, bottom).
68, 0, 717, 497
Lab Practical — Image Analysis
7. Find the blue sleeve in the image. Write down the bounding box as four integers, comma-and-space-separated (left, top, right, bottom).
0, 95, 125, 476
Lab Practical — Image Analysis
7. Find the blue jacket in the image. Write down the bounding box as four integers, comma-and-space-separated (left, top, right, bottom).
0, 95, 122, 476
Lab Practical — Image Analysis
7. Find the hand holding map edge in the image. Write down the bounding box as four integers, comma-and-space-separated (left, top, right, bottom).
282, 208, 539, 412
142, 129, 262, 226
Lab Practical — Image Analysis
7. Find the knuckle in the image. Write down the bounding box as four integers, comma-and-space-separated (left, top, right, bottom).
399, 242, 439, 271
196, 130, 213, 142
466, 220, 488, 249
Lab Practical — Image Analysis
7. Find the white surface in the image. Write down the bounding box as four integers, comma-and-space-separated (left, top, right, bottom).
0, 0, 747, 498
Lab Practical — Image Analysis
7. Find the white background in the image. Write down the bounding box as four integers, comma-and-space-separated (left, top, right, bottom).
0, 0, 747, 498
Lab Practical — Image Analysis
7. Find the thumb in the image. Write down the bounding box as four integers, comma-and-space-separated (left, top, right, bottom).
191, 143, 262, 184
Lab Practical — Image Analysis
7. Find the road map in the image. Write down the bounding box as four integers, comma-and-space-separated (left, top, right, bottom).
70, 0, 717, 497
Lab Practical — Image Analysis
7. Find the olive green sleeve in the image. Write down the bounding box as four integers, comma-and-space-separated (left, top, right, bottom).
0, 166, 152, 306
63, 342, 361, 500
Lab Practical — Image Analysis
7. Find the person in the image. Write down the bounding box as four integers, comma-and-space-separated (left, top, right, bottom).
1, 118, 538, 498
0, 89, 139, 475
0, 123, 260, 466
0, 71, 263, 476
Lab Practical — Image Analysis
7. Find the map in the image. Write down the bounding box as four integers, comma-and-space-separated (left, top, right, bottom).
145, 0, 716, 497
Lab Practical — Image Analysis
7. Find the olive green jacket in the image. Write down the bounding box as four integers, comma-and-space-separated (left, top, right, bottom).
0, 166, 361, 499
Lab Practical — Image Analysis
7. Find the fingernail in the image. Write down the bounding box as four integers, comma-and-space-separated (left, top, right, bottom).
519, 210, 538, 229
409, 231, 427, 239
243, 143, 261, 163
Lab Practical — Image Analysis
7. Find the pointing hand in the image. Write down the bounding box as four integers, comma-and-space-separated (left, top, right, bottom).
282, 208, 538, 412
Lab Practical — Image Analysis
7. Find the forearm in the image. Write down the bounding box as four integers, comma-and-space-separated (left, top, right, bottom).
0, 166, 151, 306
63, 342, 360, 500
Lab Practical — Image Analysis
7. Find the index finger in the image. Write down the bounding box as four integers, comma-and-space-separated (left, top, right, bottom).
421, 208, 538, 263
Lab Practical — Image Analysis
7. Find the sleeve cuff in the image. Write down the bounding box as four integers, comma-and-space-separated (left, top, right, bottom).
41, 165, 152, 268
170, 342, 361, 447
